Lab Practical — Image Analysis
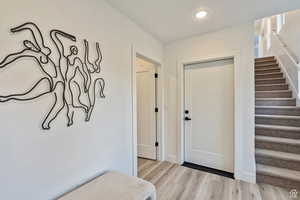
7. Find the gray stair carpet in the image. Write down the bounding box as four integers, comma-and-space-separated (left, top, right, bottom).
255, 56, 300, 190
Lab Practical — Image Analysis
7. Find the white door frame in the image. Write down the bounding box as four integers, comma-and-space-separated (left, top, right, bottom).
177, 51, 243, 179
131, 46, 164, 176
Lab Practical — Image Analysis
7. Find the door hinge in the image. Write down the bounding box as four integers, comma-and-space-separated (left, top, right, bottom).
154, 73, 158, 78
155, 107, 159, 112
155, 142, 159, 147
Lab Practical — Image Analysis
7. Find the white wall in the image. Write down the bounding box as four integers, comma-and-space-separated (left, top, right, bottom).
164, 23, 256, 182
276, 10, 300, 103
278, 10, 300, 61
268, 33, 300, 104
0, 0, 163, 199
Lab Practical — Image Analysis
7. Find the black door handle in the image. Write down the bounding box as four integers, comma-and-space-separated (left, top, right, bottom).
185, 117, 191, 121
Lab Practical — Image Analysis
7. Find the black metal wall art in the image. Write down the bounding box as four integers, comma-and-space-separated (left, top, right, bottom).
0, 22, 106, 130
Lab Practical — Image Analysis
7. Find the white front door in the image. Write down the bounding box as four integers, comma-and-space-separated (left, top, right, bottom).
184, 59, 234, 173
137, 63, 157, 160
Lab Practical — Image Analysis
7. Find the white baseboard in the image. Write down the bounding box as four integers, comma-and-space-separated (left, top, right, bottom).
235, 170, 256, 184
166, 154, 177, 163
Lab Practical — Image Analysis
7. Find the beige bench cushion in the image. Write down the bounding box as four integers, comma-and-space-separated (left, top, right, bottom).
59, 171, 156, 200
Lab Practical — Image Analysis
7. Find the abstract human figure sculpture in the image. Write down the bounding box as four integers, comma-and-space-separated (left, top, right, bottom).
0, 22, 106, 130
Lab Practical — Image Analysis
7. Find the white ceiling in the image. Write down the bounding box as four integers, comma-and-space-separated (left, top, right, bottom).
105, 0, 300, 43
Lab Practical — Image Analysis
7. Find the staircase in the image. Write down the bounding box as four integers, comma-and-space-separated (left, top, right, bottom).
255, 56, 300, 190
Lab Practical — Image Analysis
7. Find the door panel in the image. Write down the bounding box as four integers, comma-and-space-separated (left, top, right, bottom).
184, 59, 234, 172
137, 65, 156, 160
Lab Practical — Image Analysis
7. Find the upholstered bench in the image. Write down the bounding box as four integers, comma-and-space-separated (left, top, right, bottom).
58, 171, 156, 200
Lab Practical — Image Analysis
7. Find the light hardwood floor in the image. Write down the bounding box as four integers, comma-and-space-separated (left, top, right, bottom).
138, 158, 298, 200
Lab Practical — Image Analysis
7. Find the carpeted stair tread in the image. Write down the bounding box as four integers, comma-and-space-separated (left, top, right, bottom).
256, 114, 300, 126
256, 78, 286, 85
256, 148, 300, 162
255, 56, 275, 61
256, 98, 296, 101
256, 164, 300, 182
255, 77, 285, 82
256, 124, 300, 131
256, 72, 282, 76
255, 106, 300, 109
255, 63, 278, 67
255, 67, 279, 71
255, 72, 283, 79
256, 114, 300, 120
255, 90, 292, 98
256, 135, 300, 146
255, 83, 288, 87
255, 106, 300, 115
255, 84, 289, 91
256, 98, 296, 106
255, 90, 291, 93
255, 124, 300, 139
255, 56, 275, 60
255, 68, 281, 74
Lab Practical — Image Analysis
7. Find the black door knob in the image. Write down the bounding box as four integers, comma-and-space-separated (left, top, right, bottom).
185, 117, 191, 121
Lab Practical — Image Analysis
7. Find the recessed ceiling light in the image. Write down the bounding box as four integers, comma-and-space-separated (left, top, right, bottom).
195, 11, 208, 19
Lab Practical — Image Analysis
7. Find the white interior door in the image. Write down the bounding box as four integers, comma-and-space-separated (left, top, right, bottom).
184, 59, 234, 173
137, 62, 157, 160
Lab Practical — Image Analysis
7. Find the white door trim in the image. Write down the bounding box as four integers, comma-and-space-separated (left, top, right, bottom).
177, 51, 244, 180
131, 46, 165, 176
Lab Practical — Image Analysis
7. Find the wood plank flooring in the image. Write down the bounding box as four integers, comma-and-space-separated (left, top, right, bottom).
138, 158, 299, 200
